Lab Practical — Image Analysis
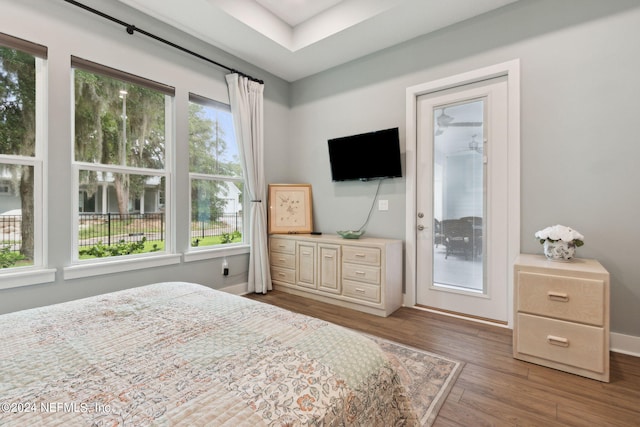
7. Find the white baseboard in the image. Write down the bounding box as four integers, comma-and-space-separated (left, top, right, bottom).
220, 282, 249, 296
611, 332, 640, 357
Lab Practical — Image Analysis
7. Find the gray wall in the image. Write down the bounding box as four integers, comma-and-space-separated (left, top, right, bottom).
0, 0, 290, 314
282, 0, 640, 337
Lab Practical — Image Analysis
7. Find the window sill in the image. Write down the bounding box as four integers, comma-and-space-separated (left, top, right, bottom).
184, 244, 250, 263
0, 268, 57, 290
64, 253, 182, 280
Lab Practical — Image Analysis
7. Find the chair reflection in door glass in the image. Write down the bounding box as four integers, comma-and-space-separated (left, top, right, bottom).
441, 217, 482, 259
460, 216, 482, 257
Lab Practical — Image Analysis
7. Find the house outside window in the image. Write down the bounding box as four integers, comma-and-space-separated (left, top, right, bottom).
188, 94, 244, 249
0, 34, 46, 270
72, 57, 174, 261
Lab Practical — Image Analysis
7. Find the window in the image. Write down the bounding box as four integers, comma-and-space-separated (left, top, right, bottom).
0, 34, 46, 270
188, 94, 244, 249
72, 57, 174, 261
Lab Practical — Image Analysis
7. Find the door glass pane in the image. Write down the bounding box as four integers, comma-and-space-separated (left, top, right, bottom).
432, 99, 485, 292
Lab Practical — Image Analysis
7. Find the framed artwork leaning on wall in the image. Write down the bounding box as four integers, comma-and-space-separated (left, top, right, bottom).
268, 184, 313, 234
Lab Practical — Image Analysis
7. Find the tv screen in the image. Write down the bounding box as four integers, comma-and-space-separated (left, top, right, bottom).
328, 127, 402, 181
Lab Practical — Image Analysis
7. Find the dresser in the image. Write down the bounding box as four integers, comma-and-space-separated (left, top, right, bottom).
513, 254, 610, 382
269, 234, 403, 317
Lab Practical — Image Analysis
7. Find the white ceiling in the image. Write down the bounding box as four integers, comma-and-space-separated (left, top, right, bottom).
116, 0, 520, 82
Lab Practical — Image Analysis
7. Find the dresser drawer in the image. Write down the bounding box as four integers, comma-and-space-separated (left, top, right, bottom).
270, 252, 295, 269
516, 313, 605, 374
343, 246, 381, 266
271, 266, 295, 284
342, 263, 380, 285
517, 271, 605, 325
270, 237, 295, 254
343, 280, 381, 303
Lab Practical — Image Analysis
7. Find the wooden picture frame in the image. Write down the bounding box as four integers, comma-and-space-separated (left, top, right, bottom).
268, 184, 313, 234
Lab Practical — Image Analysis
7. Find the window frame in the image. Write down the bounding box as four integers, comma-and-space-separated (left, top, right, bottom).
65, 58, 180, 278
184, 93, 249, 261
0, 33, 55, 288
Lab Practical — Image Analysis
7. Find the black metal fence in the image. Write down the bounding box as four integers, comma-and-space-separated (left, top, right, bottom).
80, 212, 243, 247
191, 212, 242, 240
0, 215, 21, 252
79, 213, 165, 248
1, 212, 243, 252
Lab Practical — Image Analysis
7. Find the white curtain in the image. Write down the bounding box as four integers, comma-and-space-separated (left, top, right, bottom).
226, 73, 272, 294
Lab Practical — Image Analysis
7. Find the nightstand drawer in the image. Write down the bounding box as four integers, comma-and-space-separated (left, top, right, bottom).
270, 237, 295, 254
270, 252, 295, 269
343, 280, 381, 303
516, 313, 605, 374
343, 246, 381, 266
342, 263, 380, 285
517, 271, 605, 325
271, 266, 295, 284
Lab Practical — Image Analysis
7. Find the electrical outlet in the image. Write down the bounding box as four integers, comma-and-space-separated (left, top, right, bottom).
378, 199, 389, 211
222, 258, 229, 276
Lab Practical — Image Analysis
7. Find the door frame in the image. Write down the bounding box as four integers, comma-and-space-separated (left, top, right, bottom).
404, 60, 521, 328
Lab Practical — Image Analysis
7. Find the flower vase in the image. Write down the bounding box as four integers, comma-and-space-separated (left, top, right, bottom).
543, 240, 576, 262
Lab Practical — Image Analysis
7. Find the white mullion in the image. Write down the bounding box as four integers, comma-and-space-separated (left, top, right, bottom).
35, 56, 47, 268
73, 161, 167, 177
164, 93, 174, 253
0, 155, 37, 167
189, 172, 242, 183
71, 163, 80, 262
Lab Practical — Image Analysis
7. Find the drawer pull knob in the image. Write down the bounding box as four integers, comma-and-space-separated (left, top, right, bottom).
355, 253, 366, 258
355, 271, 366, 275
547, 292, 569, 302
324, 254, 334, 259
355, 288, 365, 294
547, 335, 569, 347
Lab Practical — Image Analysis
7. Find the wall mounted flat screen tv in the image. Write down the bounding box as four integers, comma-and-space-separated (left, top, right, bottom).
328, 127, 402, 181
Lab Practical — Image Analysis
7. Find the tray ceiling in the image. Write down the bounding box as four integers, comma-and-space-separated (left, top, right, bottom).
117, 0, 520, 82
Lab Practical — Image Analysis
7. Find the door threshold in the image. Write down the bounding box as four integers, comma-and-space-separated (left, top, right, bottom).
414, 304, 509, 328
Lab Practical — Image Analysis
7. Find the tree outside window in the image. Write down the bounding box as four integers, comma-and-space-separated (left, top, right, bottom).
0, 43, 40, 269
188, 95, 243, 248
73, 63, 171, 260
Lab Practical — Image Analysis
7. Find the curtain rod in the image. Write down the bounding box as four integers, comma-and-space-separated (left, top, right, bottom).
63, 0, 264, 84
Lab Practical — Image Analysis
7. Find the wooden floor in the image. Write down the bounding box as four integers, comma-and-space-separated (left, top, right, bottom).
246, 291, 640, 427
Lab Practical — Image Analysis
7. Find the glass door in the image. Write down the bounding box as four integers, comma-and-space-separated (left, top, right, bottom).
432, 99, 486, 293
416, 77, 509, 323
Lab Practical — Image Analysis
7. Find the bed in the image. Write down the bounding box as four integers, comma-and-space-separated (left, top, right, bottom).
0, 282, 418, 426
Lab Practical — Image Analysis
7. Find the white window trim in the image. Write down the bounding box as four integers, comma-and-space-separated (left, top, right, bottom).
0, 268, 56, 290
63, 253, 181, 280
0, 54, 49, 285
183, 243, 250, 263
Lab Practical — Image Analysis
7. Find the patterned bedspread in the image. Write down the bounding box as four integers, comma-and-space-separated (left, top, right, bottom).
0, 282, 417, 426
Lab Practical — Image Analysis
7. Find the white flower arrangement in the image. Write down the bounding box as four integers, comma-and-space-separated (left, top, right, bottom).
535, 224, 584, 247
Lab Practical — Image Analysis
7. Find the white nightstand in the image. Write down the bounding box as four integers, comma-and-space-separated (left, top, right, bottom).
513, 254, 610, 382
